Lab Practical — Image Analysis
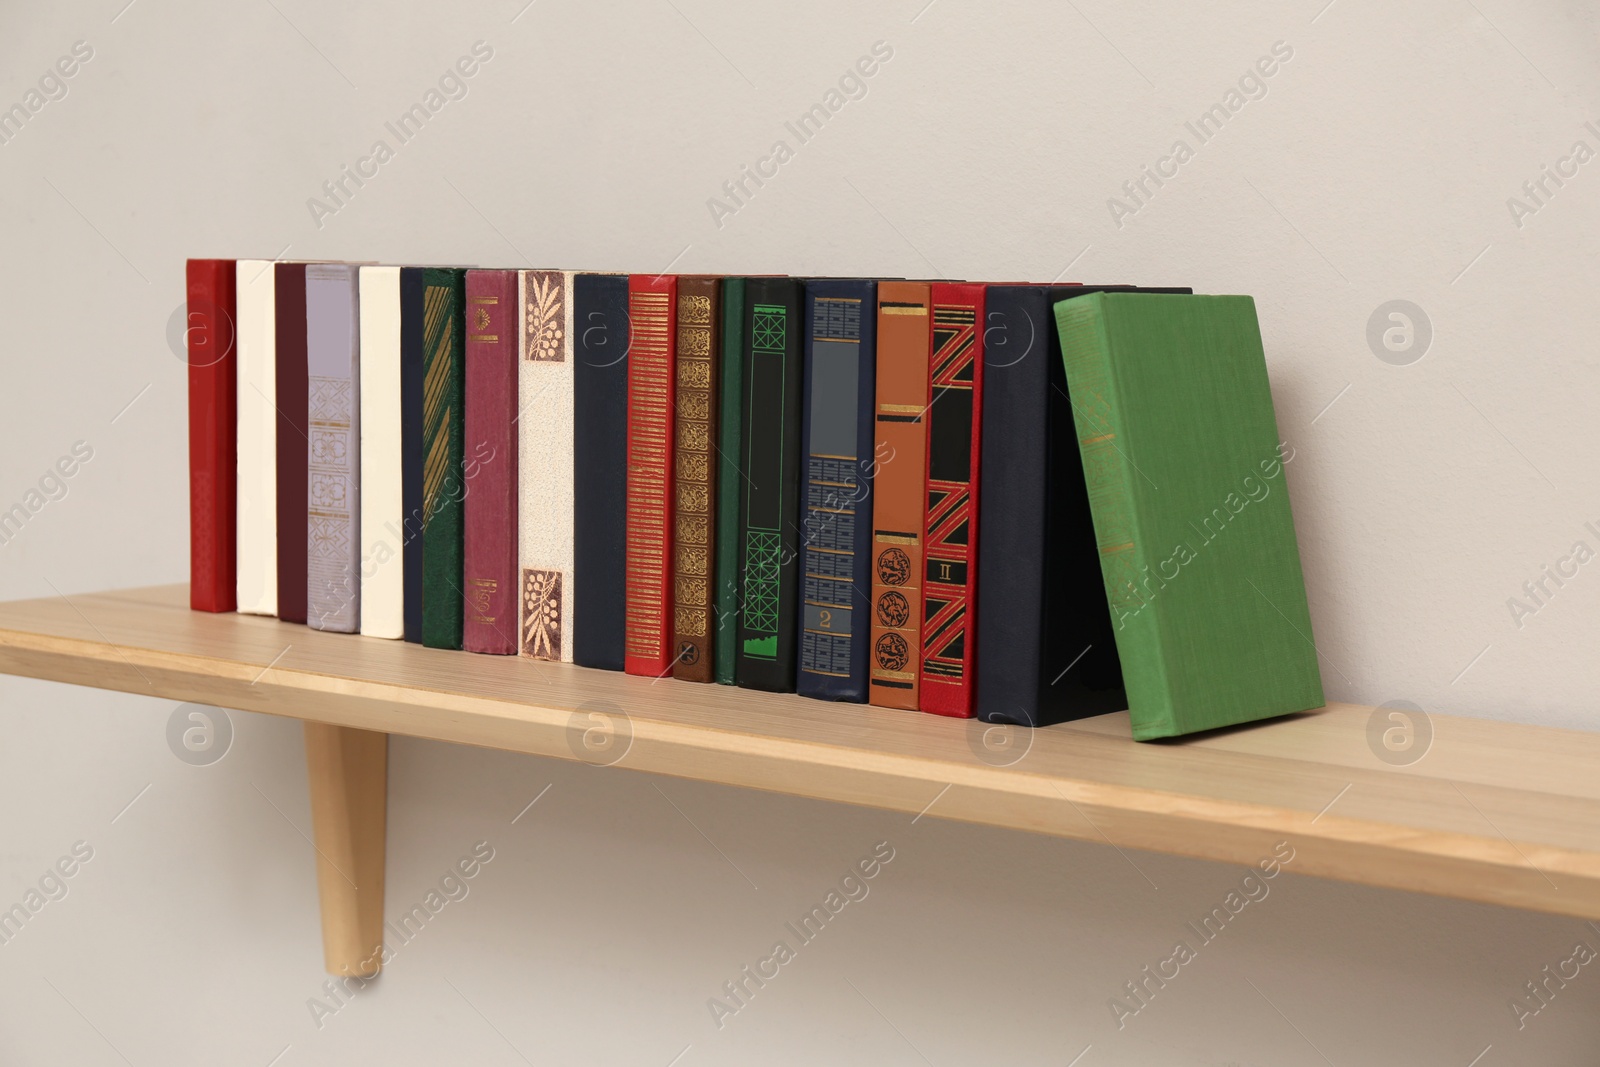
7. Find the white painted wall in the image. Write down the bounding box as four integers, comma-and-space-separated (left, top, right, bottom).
2, 0, 1598, 1062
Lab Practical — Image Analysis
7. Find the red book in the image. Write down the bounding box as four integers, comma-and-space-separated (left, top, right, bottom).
919, 282, 986, 717
462, 270, 520, 654
624, 274, 677, 676
186, 258, 237, 612
274, 263, 309, 624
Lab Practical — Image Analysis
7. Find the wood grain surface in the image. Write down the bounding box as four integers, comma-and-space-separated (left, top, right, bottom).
3, 584, 1599, 919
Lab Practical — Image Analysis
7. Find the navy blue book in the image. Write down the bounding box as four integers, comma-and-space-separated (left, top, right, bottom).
399, 267, 426, 644
796, 280, 877, 701
975, 285, 1188, 726
573, 273, 631, 670
736, 278, 806, 692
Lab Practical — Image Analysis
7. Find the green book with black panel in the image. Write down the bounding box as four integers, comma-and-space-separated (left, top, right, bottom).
1053, 292, 1323, 739
735, 278, 804, 692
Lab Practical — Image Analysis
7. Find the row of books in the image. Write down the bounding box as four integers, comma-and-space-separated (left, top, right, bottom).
185, 260, 1323, 738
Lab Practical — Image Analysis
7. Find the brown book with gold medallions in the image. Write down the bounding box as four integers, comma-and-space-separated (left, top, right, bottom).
868, 282, 933, 710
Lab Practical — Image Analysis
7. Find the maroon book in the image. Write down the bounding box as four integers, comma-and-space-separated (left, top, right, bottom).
186, 259, 237, 612
462, 269, 520, 654
274, 263, 309, 623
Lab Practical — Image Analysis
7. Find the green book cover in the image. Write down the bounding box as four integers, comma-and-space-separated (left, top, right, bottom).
1054, 292, 1323, 740
713, 278, 746, 684
421, 268, 466, 650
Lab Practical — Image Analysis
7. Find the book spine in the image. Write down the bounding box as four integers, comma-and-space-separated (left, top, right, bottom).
463, 270, 520, 654
399, 268, 427, 643
974, 286, 1050, 724
187, 259, 237, 612
274, 263, 309, 624
919, 283, 986, 717
518, 270, 577, 662
1053, 297, 1170, 733
624, 275, 678, 676
235, 259, 277, 616
796, 280, 877, 701
305, 264, 361, 633
573, 274, 630, 671
1039, 286, 1128, 724
868, 283, 932, 709
672, 278, 722, 682
735, 279, 805, 692
358, 267, 404, 639
713, 277, 746, 685
421, 268, 466, 650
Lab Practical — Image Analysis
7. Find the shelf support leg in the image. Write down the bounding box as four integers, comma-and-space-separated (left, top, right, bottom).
303, 722, 388, 978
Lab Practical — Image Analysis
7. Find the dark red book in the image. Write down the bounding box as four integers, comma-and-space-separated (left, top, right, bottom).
186, 259, 237, 612
919, 282, 986, 717
462, 269, 520, 654
623, 274, 677, 676
274, 262, 309, 624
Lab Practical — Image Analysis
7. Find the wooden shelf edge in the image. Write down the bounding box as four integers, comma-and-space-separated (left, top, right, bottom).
2, 585, 1600, 922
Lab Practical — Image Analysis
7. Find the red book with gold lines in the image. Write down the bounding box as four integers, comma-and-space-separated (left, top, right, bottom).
624, 275, 678, 676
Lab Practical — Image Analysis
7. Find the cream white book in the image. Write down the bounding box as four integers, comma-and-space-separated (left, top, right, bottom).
358, 266, 404, 638
517, 270, 576, 661
235, 259, 277, 615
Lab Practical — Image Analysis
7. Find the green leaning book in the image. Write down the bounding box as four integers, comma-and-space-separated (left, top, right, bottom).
713, 277, 746, 685
1054, 292, 1323, 740
421, 268, 466, 650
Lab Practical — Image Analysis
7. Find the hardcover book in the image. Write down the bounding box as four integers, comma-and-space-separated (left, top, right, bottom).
187, 258, 237, 613
235, 259, 276, 616
517, 270, 577, 663
399, 268, 427, 643
463, 269, 520, 655
796, 279, 877, 702
736, 278, 805, 692
624, 274, 678, 677
672, 277, 722, 682
976, 285, 1188, 727
358, 266, 404, 639
918, 283, 986, 717
868, 282, 932, 709
1054, 292, 1323, 739
305, 264, 361, 633
421, 268, 466, 650
573, 273, 630, 671
713, 277, 747, 685
274, 262, 309, 624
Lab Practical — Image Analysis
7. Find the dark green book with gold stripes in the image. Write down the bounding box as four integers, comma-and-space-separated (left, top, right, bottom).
735, 278, 804, 692
1054, 292, 1322, 739
713, 278, 746, 685
421, 268, 466, 649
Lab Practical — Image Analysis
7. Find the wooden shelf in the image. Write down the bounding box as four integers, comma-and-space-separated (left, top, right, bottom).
4, 584, 1600, 972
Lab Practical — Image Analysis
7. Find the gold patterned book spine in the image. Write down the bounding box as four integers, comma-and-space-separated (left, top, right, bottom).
671, 278, 721, 682
623, 277, 677, 676
517, 270, 577, 662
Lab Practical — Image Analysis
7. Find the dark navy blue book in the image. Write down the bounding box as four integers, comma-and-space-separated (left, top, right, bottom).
573, 273, 631, 671
399, 267, 426, 644
976, 285, 1188, 726
796, 280, 878, 701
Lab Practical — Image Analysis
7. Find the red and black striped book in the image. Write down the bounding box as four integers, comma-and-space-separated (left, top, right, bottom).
623, 274, 678, 676
919, 282, 986, 717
